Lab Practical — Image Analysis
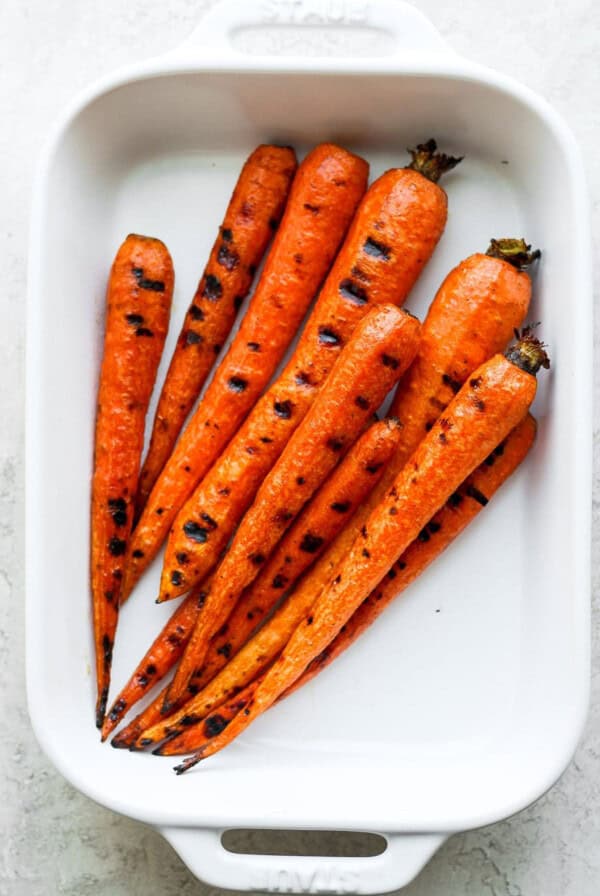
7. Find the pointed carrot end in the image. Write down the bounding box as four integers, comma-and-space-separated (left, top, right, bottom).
95, 686, 109, 730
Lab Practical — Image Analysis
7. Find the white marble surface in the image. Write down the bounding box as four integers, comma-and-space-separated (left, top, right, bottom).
2, 0, 599, 893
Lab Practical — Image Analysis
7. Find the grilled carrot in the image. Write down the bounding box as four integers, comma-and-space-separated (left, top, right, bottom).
134, 146, 297, 519
153, 677, 264, 756
149, 415, 536, 754
389, 238, 540, 459
164, 305, 421, 709
284, 413, 537, 698
100, 582, 209, 741
195, 418, 401, 690
173, 333, 549, 769
122, 144, 369, 598
91, 234, 174, 728
160, 140, 459, 601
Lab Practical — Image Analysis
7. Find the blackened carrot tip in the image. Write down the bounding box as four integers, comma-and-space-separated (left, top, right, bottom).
405, 139, 463, 183
95, 687, 109, 730
486, 238, 541, 270
174, 754, 202, 775
110, 737, 128, 749
505, 328, 550, 375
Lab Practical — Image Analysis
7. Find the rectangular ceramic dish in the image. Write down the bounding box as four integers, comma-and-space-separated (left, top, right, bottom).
26, 1, 591, 892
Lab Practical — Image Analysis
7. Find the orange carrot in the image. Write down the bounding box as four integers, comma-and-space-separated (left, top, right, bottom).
173, 333, 549, 769
194, 418, 402, 690
100, 582, 209, 741
155, 414, 535, 755
160, 141, 458, 601
122, 144, 369, 599
91, 235, 174, 727
134, 145, 297, 519
164, 305, 421, 709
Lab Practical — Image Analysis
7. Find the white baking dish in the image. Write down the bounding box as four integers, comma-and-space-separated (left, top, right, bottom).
26, 1, 591, 892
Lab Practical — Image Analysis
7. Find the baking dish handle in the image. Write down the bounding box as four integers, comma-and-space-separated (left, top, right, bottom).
172, 0, 454, 62
160, 826, 446, 893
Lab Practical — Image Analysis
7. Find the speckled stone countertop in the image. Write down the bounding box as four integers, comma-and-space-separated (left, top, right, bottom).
2, 1, 598, 893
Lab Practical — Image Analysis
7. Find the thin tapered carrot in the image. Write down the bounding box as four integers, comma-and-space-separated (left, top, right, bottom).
164, 305, 421, 709
153, 677, 264, 756
160, 140, 459, 601
156, 414, 535, 755
194, 418, 402, 691
134, 146, 297, 520
100, 582, 209, 741
91, 234, 174, 727
173, 333, 549, 770
122, 144, 369, 599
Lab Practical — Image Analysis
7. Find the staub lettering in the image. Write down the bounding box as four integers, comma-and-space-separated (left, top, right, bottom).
253, 865, 359, 894
260, 0, 369, 26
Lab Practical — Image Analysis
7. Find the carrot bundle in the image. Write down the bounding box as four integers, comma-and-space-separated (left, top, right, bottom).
137, 409, 537, 752
122, 144, 369, 598
135, 145, 297, 519
173, 333, 549, 770
102, 417, 400, 741
91, 234, 174, 727
159, 142, 459, 602
153, 414, 536, 756
164, 305, 421, 710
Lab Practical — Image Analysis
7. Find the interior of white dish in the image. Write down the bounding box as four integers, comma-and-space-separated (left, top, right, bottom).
27, 69, 588, 830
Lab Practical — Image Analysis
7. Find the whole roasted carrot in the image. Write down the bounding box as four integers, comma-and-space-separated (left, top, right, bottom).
135, 145, 297, 519
195, 418, 401, 690
91, 234, 174, 728
100, 582, 209, 741
160, 141, 459, 601
122, 144, 369, 598
173, 333, 549, 770
150, 416, 536, 756
164, 305, 421, 709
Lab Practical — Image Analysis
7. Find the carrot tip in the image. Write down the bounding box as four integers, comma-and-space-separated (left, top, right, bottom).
174, 755, 201, 775
95, 686, 109, 730
406, 139, 463, 183
110, 737, 128, 749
